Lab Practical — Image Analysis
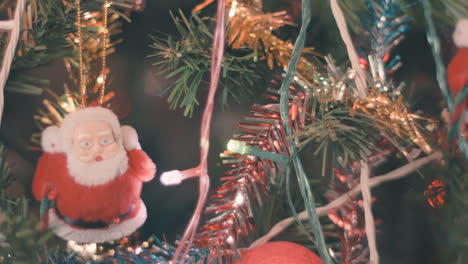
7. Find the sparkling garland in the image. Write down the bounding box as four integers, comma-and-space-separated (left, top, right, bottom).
192, 0, 434, 262
359, 0, 412, 89
195, 0, 321, 87
326, 168, 371, 264
194, 77, 304, 262
326, 146, 392, 264
30, 0, 440, 263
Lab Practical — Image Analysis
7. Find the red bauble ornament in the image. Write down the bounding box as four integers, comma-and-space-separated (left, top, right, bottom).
424, 179, 446, 208
234, 241, 323, 264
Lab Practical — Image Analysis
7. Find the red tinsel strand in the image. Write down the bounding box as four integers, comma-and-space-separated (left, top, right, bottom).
194, 77, 311, 262
326, 162, 386, 264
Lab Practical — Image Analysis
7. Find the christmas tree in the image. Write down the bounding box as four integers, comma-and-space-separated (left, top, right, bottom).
0, 0, 467, 263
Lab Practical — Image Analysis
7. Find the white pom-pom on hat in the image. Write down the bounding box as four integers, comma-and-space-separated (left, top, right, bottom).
41, 126, 61, 153
453, 19, 468, 48
121, 125, 141, 151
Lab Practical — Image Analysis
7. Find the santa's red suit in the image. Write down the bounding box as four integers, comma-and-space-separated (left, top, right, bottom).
448, 19, 468, 135
32, 107, 156, 243
447, 48, 468, 132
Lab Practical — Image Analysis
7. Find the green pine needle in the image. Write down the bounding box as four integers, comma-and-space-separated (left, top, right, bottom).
1, 0, 133, 96
149, 11, 265, 117
0, 144, 51, 263
295, 106, 379, 172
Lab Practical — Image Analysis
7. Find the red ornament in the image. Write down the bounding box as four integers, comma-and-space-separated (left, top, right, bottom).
447, 48, 468, 133
233, 241, 323, 264
424, 179, 446, 208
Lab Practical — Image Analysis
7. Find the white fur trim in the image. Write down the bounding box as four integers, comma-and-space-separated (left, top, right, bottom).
66, 241, 97, 258
41, 126, 61, 153
60, 107, 122, 154
453, 19, 468, 48
121, 125, 141, 151
67, 146, 129, 186
48, 200, 147, 243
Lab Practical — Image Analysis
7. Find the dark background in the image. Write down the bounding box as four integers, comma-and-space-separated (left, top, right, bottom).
1, 0, 450, 263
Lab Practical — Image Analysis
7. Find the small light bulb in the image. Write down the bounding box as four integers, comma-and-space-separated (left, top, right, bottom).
226, 235, 235, 245
84, 12, 92, 19
227, 139, 240, 152
227, 139, 247, 154
97, 75, 105, 84
234, 191, 244, 207
135, 247, 143, 255
160, 170, 183, 186
228, 0, 238, 17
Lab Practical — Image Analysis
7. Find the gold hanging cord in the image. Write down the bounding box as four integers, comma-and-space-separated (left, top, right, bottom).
75, 0, 110, 107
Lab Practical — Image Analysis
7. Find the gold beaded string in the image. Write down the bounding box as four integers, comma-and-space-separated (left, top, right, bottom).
75, 0, 110, 107
75, 0, 85, 107
99, 0, 110, 106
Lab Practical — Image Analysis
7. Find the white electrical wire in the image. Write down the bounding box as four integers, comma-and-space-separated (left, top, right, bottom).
0, 0, 26, 125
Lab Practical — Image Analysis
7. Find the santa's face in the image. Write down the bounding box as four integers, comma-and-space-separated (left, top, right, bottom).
72, 120, 119, 163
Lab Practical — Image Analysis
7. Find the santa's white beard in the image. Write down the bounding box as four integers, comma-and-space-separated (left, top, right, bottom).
66, 147, 129, 186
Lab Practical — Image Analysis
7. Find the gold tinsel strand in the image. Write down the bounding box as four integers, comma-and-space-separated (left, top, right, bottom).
195, 0, 320, 87
353, 90, 433, 154
193, 0, 434, 160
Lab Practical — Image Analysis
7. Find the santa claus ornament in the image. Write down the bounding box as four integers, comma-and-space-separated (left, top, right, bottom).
233, 241, 323, 264
447, 18, 468, 138
33, 107, 156, 243
32, 0, 156, 244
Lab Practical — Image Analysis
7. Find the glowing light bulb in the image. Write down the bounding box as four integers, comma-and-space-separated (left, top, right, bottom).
97, 75, 105, 84
160, 170, 183, 186
227, 139, 247, 154
135, 247, 143, 255
234, 191, 245, 207
229, 0, 238, 17
226, 235, 235, 245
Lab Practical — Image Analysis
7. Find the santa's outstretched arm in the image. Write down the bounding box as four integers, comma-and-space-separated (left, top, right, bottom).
32, 153, 60, 201
122, 125, 156, 182
128, 149, 156, 182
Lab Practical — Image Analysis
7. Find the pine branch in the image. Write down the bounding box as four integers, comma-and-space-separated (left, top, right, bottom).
149, 11, 265, 117
0, 0, 135, 96
0, 144, 52, 263
295, 107, 379, 168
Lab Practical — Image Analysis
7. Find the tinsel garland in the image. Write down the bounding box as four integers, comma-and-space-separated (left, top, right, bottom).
193, 0, 433, 263
194, 80, 302, 262
15, 0, 448, 263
